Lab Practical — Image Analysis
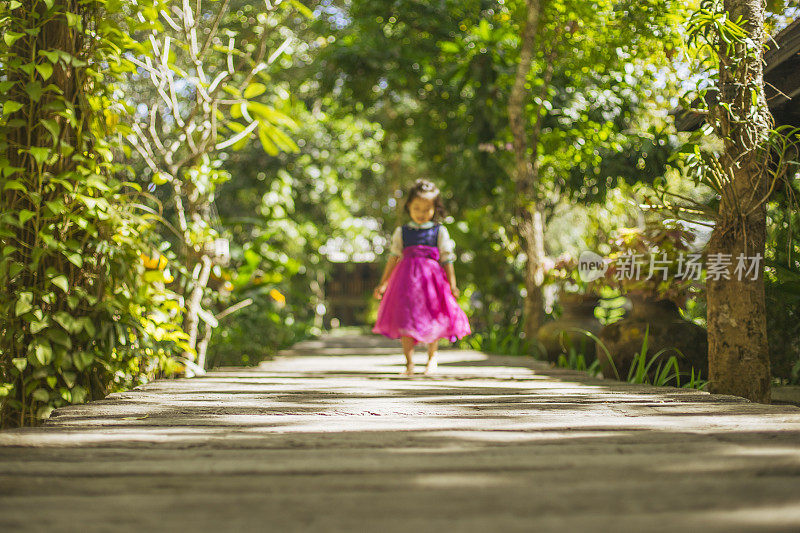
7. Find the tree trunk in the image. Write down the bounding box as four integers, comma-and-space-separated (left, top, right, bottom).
310, 271, 326, 329
508, 0, 546, 341
196, 321, 213, 371
519, 206, 546, 342
183, 254, 213, 359
706, 0, 772, 403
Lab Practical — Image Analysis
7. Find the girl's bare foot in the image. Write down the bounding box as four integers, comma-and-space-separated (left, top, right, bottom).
425, 340, 439, 375
425, 339, 439, 376
401, 336, 415, 377
424, 357, 438, 375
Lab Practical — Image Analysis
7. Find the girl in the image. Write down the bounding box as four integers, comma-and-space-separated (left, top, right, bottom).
372, 179, 471, 375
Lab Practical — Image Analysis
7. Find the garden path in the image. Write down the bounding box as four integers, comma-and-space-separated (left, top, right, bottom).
1, 334, 800, 532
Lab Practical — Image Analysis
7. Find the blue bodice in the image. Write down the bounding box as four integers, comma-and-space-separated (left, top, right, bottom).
402, 224, 440, 248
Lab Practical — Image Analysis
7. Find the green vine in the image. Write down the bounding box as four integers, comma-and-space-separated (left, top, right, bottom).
0, 0, 187, 427
655, 0, 800, 235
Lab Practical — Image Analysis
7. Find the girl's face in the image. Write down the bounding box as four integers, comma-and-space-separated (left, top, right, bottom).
408, 196, 435, 225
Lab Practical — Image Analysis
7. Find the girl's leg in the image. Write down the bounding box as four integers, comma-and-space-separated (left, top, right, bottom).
401, 336, 416, 375
425, 339, 438, 375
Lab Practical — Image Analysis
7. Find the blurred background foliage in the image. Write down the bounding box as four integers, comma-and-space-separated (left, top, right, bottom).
2, 0, 799, 426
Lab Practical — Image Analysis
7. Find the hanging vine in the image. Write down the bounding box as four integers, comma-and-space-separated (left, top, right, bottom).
0, 0, 188, 427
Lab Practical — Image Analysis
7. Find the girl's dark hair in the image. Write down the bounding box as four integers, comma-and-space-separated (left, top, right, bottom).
403, 178, 446, 221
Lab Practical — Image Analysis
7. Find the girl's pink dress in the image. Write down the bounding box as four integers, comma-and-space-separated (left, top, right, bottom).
373, 224, 471, 344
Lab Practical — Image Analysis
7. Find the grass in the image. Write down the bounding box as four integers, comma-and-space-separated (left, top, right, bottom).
462, 321, 531, 356
554, 326, 708, 391
556, 343, 601, 376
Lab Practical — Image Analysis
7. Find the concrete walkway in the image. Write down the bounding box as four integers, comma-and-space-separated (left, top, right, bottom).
2, 334, 800, 532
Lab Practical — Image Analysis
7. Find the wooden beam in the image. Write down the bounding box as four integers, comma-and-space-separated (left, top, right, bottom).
764, 18, 800, 74
676, 17, 800, 131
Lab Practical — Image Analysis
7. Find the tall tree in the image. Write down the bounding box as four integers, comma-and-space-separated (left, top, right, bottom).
504, 0, 680, 341
314, 0, 680, 344
507, 0, 546, 340
703, 0, 773, 401
124, 0, 304, 369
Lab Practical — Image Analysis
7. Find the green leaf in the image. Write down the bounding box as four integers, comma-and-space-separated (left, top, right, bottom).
260, 122, 299, 153
41, 119, 60, 140
258, 124, 279, 156
9, 262, 24, 279
39, 50, 60, 63
33, 341, 53, 366
24, 81, 44, 102
143, 270, 167, 283
51, 275, 69, 293
19, 209, 35, 225
10, 1, 22, 9
28, 147, 50, 165
73, 351, 94, 371
47, 327, 72, 348
53, 311, 80, 334
81, 318, 96, 338
30, 319, 49, 334
60, 371, 76, 388
47, 376, 57, 389
247, 102, 297, 129
3, 101, 24, 115
65, 12, 82, 29
289, 0, 314, 19
36, 405, 54, 419
3, 31, 24, 47
15, 292, 33, 316
439, 41, 460, 54
151, 172, 170, 185
33, 389, 50, 402
477, 19, 491, 40
4, 180, 26, 191
244, 83, 267, 99
36, 63, 54, 81
12, 358, 27, 372
45, 199, 65, 215
71, 385, 87, 404
64, 251, 83, 268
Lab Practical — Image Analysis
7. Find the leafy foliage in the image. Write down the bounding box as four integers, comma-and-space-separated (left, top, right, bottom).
122, 0, 309, 368
0, 0, 187, 427
313, 0, 688, 344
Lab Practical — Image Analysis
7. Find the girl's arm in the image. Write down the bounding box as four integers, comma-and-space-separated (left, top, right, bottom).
373, 255, 400, 299
438, 225, 459, 297
444, 262, 459, 298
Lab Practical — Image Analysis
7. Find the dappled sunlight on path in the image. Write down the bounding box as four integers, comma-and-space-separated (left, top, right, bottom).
2, 337, 800, 532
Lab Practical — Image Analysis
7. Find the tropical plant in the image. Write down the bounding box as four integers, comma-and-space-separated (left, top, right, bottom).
675, 0, 793, 401
123, 0, 309, 369
553, 327, 708, 390
0, 0, 188, 427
